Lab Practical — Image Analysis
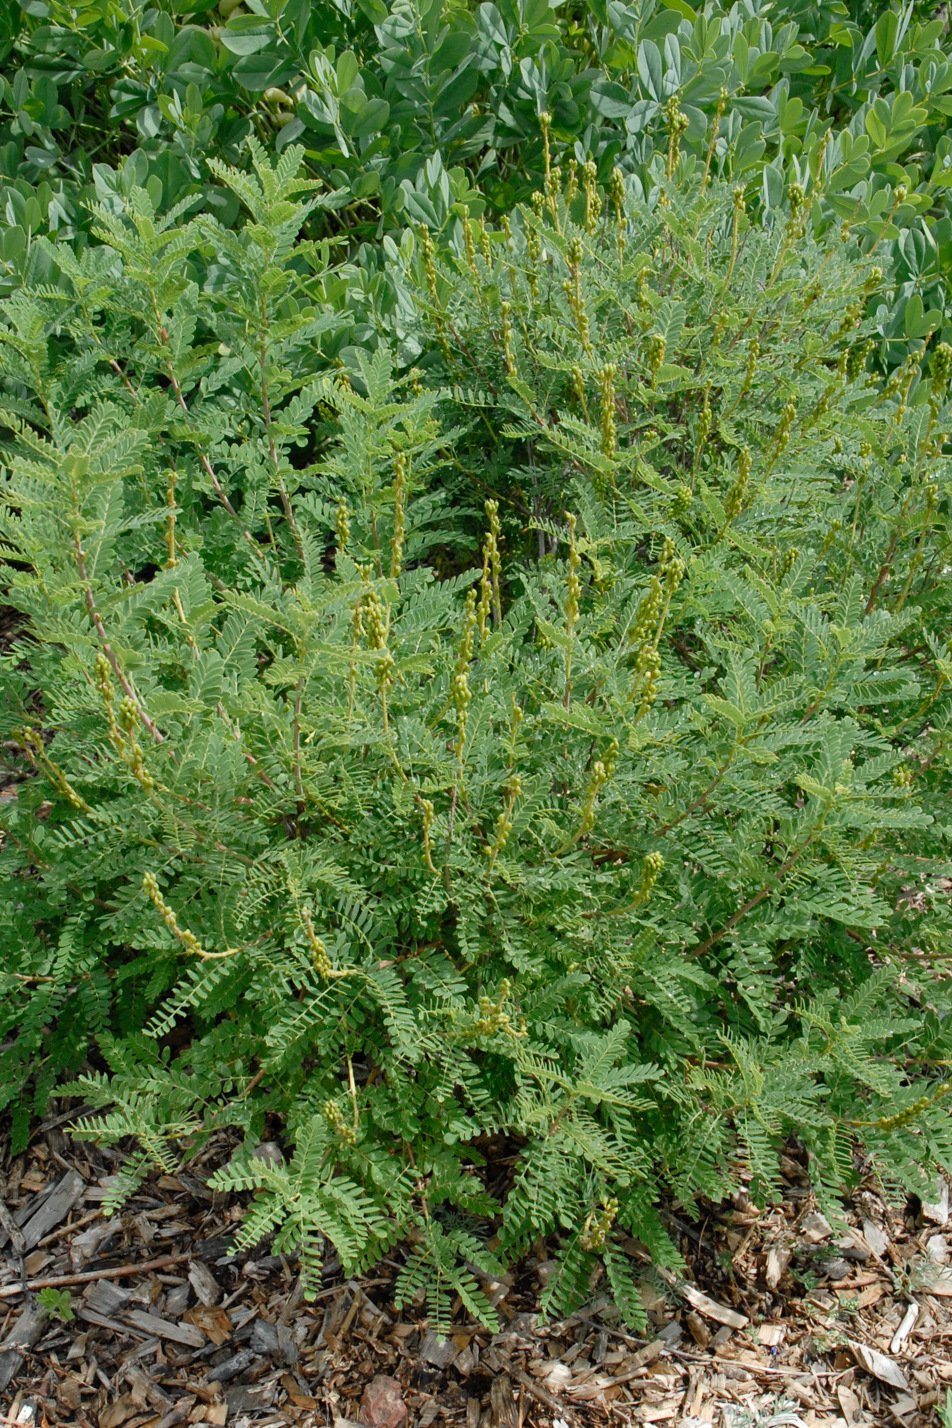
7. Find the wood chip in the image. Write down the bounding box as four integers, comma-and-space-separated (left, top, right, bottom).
848, 1340, 909, 1391
69, 1216, 119, 1268
0, 1303, 50, 1394
185, 1304, 233, 1347
83, 1280, 131, 1317
123, 1309, 205, 1348
187, 1259, 221, 1306
757, 1323, 785, 1347
889, 1303, 919, 1354
678, 1283, 748, 1330
861, 1218, 889, 1258
685, 1312, 711, 1348
800, 1212, 833, 1243
919, 1262, 952, 1296
18, 1171, 85, 1251
922, 1179, 949, 1227
766, 1242, 792, 1289
419, 1329, 458, 1368
926, 1233, 949, 1263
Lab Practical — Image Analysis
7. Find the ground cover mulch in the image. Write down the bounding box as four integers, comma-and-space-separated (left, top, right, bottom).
2, 1119, 951, 1428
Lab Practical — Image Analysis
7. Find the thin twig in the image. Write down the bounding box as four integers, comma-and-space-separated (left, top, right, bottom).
0, 1252, 191, 1300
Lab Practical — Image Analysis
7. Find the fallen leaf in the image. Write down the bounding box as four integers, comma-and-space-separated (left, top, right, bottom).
836, 1382, 861, 1424
848, 1340, 909, 1391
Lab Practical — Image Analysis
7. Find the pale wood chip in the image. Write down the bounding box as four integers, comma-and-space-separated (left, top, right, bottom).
678, 1284, 748, 1330
800, 1212, 833, 1243
889, 1302, 919, 1354
0, 1303, 50, 1394
418, 1329, 458, 1368
919, 1262, 952, 1296
926, 1233, 949, 1263
766, 1243, 792, 1289
922, 1179, 949, 1227
861, 1218, 890, 1258
756, 1323, 785, 1347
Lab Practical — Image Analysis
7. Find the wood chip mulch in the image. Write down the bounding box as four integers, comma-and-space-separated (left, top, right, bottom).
2, 1119, 951, 1428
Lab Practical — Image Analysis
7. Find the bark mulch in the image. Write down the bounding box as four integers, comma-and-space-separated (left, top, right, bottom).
2, 1120, 950, 1428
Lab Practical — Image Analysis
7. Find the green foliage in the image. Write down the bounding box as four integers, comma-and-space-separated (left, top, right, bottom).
3, 0, 951, 366
2, 143, 950, 1329
37, 1287, 75, 1322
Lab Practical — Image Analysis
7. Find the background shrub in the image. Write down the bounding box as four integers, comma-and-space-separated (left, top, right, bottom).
2, 1, 950, 364
1, 144, 950, 1329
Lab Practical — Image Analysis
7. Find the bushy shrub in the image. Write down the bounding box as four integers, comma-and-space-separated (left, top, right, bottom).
1, 144, 950, 1330
3, 0, 950, 365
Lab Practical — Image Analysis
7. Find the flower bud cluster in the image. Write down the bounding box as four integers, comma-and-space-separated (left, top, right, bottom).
484, 774, 522, 862
564, 236, 592, 354
773, 400, 796, 462
419, 795, 438, 874
671, 483, 693, 522
453, 589, 478, 757
646, 333, 665, 385
565, 512, 581, 635
391, 451, 408, 578
461, 212, 479, 279
599, 364, 617, 458
96, 656, 154, 791
564, 157, 579, 206
335, 498, 350, 558
609, 167, 626, 262
629, 542, 683, 714
477, 499, 503, 639
474, 978, 526, 1038
581, 1196, 618, 1251
323, 1098, 357, 1146
741, 336, 760, 398
501, 300, 516, 378
724, 445, 752, 524
143, 872, 205, 958
583, 160, 601, 234
525, 218, 542, 302
787, 181, 807, 242
571, 364, 588, 415
19, 727, 89, 811
164, 468, 178, 569
578, 738, 619, 840
846, 339, 874, 384
663, 95, 689, 177
632, 851, 664, 907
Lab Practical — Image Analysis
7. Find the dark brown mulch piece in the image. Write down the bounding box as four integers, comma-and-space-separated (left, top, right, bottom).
0, 1301, 49, 1393
2, 1119, 950, 1426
